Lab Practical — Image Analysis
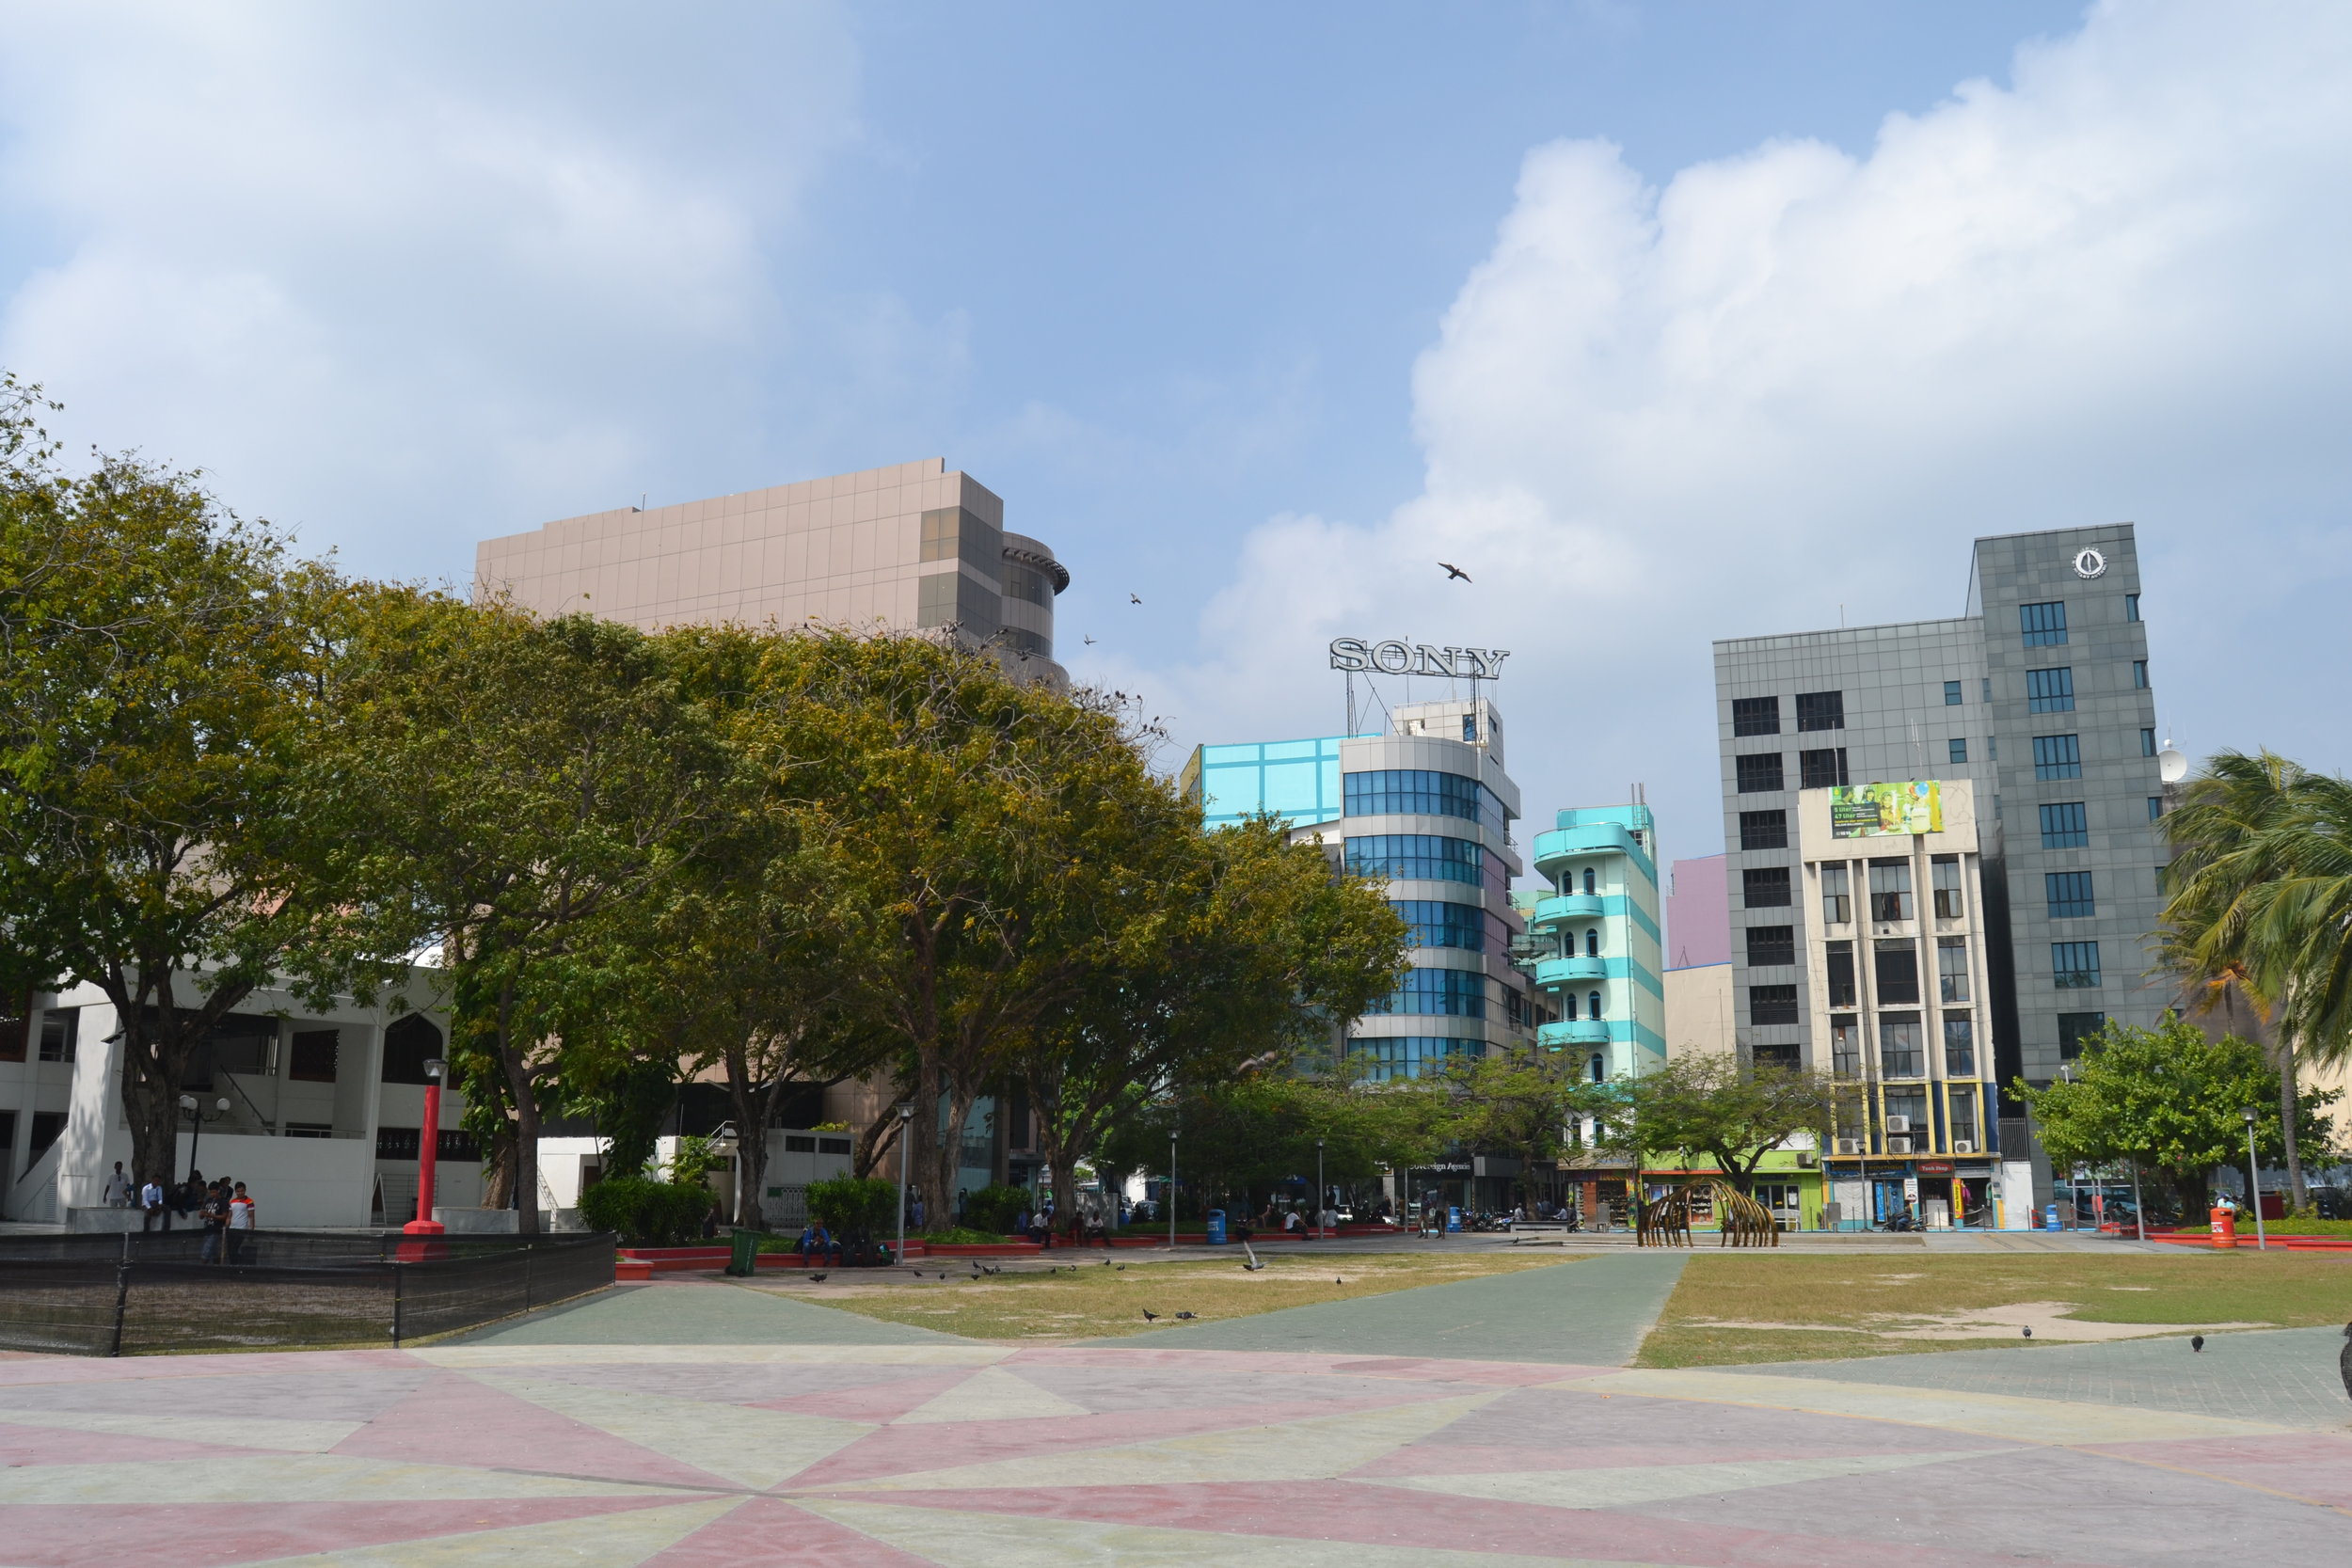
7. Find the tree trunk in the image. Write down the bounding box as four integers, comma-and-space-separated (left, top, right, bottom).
934, 1074, 977, 1220
495, 982, 541, 1236
106, 963, 254, 1191
852, 1100, 902, 1180
2278, 1038, 2309, 1210
722, 1044, 780, 1227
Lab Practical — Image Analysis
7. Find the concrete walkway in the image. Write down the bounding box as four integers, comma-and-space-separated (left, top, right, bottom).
451, 1280, 964, 1347
1083, 1251, 1688, 1366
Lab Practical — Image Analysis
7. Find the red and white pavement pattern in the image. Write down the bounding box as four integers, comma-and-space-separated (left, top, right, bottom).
3, 1341, 2348, 1566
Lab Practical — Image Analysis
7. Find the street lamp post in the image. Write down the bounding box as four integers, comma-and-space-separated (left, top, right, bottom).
1316, 1139, 1326, 1239
405, 1058, 448, 1236
1168, 1132, 1177, 1250
895, 1103, 914, 1267
179, 1094, 230, 1186
2240, 1106, 2267, 1251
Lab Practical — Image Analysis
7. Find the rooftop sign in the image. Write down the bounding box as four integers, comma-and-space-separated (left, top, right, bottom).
1328, 639, 1511, 679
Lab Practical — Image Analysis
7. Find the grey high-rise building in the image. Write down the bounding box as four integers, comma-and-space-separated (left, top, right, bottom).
1714, 524, 2165, 1206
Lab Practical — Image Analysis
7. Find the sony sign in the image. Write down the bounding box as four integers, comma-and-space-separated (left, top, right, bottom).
1327, 638, 1511, 679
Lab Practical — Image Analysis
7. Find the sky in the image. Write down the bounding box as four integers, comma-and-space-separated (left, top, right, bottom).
4, 1, 2349, 872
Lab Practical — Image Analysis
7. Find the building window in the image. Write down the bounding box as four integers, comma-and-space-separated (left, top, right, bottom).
2039, 801, 2089, 847
381, 1014, 445, 1085
2148, 796, 2164, 822
1349, 1037, 1482, 1083
1753, 1043, 1801, 1071
289, 1029, 339, 1084
1820, 864, 1851, 925
2033, 735, 2083, 780
1738, 809, 1788, 850
1748, 985, 1799, 1026
1391, 900, 1490, 953
1587, 990, 1604, 1020
1800, 748, 1850, 788
1944, 679, 1963, 706
1732, 696, 1781, 736
2020, 600, 2069, 646
1585, 928, 1600, 957
1937, 937, 1970, 1003
1981, 677, 1993, 702
1949, 1087, 1979, 1146
2132, 658, 2149, 690
2026, 668, 2075, 713
0, 996, 24, 1064
36, 1009, 77, 1063
2058, 1011, 2107, 1059
1944, 1014, 1977, 1076
1825, 941, 1857, 1007
1948, 738, 1968, 765
1879, 1013, 1925, 1077
2141, 728, 2157, 757
1345, 834, 1484, 887
1736, 752, 1785, 793
1370, 966, 1489, 1018
1989, 736, 1997, 761
1867, 860, 1914, 923
2046, 870, 2096, 919
1343, 769, 1503, 832
2052, 942, 2103, 990
1461, 714, 1478, 743
1829, 1017, 1863, 1078
2125, 592, 2140, 622
1741, 867, 1791, 909
1746, 926, 1795, 968
1931, 855, 1964, 919
1795, 690, 1845, 732
1874, 940, 1920, 1005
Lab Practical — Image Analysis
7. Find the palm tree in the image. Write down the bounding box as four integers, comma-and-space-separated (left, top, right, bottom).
2158, 751, 2352, 1210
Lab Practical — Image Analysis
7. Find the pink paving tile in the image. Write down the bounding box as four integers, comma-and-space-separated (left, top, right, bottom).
2081, 1431, 2352, 1507
0, 1348, 413, 1388
749, 1369, 980, 1422
787, 1397, 1456, 1489
639, 1497, 938, 1567
1, 1497, 686, 1568
332, 1370, 734, 1491
1355, 1440, 1972, 1477
519, 1361, 944, 1407
1009, 1346, 1604, 1386
0, 1423, 278, 1465
829, 1480, 2090, 1568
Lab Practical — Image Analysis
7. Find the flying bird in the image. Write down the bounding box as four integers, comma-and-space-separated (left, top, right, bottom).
2190, 1335, 2205, 1353
1084, 634, 1097, 645
1439, 562, 1471, 582
1129, 593, 1142, 605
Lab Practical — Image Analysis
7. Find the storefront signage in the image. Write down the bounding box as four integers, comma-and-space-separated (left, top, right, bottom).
1829, 780, 1944, 838
1915, 1161, 1954, 1175
1328, 639, 1511, 679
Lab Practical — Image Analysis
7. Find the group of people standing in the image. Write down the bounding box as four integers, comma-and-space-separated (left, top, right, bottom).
104, 1162, 257, 1259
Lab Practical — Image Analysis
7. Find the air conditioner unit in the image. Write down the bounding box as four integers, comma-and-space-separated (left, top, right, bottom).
1835, 1138, 1863, 1156
1884, 1115, 1913, 1134
1953, 1139, 1976, 1154
1797, 1150, 1818, 1168
1887, 1136, 1915, 1154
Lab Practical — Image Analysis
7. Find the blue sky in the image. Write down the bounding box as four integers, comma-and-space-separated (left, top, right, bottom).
4, 2, 2348, 864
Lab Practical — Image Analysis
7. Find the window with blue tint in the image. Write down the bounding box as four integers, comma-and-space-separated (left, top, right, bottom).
2141, 728, 2157, 757
1461, 714, 1477, 742
2132, 659, 2148, 689
1948, 738, 1968, 764
2052, 942, 2102, 989
1345, 834, 1483, 887
2045, 871, 2096, 919
2020, 601, 2069, 646
2058, 1012, 2106, 1059
1587, 990, 1603, 1020
2125, 593, 2140, 622
1584, 928, 1599, 957
1391, 899, 1488, 953
1368, 966, 1488, 1018
2039, 801, 2089, 847
1583, 868, 1597, 896
1347, 1036, 1480, 1083
1944, 680, 1963, 706
2026, 668, 2075, 712
2033, 735, 2082, 780
1343, 769, 1502, 833
2148, 797, 2164, 821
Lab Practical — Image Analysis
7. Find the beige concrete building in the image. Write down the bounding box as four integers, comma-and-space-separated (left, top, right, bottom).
474, 458, 1070, 686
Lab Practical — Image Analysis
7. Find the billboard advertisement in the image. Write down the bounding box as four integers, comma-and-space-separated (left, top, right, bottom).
1829, 781, 1943, 839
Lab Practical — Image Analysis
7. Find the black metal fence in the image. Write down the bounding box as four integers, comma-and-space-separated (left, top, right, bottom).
0, 1229, 615, 1355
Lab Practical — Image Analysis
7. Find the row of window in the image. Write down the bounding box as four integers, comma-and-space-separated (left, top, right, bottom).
1747, 931, 2099, 991
0, 1007, 77, 1064
1343, 769, 1508, 836
2017, 593, 2142, 650
1820, 1014, 1979, 1080
1732, 691, 1845, 736
1741, 726, 2153, 794
1346, 1036, 1481, 1082
1346, 833, 1484, 888
1392, 899, 1493, 954
1734, 748, 1850, 793
1743, 856, 1965, 920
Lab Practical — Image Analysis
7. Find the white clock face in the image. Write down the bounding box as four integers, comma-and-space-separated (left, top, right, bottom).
2073, 547, 2108, 579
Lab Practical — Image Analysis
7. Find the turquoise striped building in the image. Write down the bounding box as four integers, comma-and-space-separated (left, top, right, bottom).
1522, 803, 1666, 1082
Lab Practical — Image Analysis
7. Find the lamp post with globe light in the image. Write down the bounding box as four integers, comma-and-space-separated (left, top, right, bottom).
405, 1058, 448, 1236
178, 1093, 230, 1185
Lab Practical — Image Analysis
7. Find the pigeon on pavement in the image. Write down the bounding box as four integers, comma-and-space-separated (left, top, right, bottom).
2191, 1334, 2205, 1352
809, 1274, 827, 1283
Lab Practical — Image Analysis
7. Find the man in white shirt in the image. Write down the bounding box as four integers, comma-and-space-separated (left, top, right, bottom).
139, 1178, 167, 1230
103, 1163, 133, 1207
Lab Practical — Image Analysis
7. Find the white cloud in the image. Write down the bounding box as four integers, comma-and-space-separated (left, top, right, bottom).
1159, 0, 2352, 857
0, 2, 862, 578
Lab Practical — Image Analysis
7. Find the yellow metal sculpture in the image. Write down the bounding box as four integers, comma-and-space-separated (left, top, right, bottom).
1636, 1180, 1780, 1247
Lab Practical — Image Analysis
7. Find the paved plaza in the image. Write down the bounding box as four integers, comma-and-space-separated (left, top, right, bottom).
2, 1254, 2347, 1566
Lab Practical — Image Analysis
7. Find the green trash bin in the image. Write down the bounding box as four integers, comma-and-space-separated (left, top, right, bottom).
725, 1228, 760, 1277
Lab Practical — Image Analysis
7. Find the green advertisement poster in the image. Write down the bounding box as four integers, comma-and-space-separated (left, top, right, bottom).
1829, 781, 1943, 838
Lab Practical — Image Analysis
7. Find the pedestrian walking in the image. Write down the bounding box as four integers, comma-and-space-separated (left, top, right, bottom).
226, 1182, 256, 1264
103, 1162, 133, 1207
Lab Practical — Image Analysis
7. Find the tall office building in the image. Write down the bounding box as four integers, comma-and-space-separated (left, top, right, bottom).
1714, 524, 2166, 1204
475, 458, 1071, 687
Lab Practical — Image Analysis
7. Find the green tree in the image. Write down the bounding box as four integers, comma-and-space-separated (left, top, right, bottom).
2013, 1015, 2337, 1216
0, 380, 408, 1186
2159, 750, 2352, 1209
1014, 811, 1408, 1226
1581, 1055, 1839, 1197
1432, 1047, 1586, 1212
1104, 1072, 1444, 1221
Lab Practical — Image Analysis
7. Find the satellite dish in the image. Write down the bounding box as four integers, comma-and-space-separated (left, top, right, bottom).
2158, 743, 2188, 784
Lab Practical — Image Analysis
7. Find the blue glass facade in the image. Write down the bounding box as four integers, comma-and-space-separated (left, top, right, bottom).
1344, 833, 1484, 888
1352, 1035, 1482, 1083
1184, 735, 1362, 830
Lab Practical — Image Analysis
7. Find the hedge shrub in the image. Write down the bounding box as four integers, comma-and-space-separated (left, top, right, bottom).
580, 1177, 714, 1246
805, 1176, 898, 1238
961, 1183, 1032, 1235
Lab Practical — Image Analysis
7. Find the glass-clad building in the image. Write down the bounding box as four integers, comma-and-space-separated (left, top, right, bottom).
1180, 698, 1538, 1082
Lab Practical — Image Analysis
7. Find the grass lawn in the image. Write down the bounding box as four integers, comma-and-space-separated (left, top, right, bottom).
746, 1249, 1579, 1342
1636, 1251, 2352, 1368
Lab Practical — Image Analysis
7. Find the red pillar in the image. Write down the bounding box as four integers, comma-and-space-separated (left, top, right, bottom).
405, 1076, 446, 1237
